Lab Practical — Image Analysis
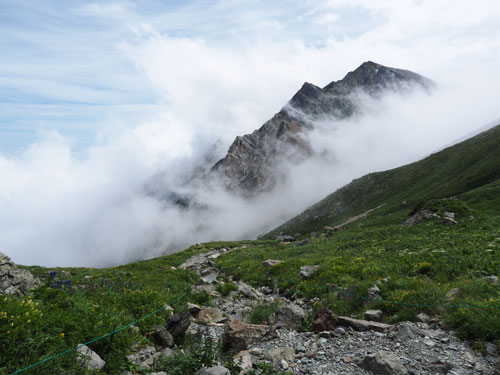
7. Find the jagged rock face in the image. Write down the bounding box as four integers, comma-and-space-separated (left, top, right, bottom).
0, 251, 40, 296
211, 61, 434, 194
211, 110, 310, 192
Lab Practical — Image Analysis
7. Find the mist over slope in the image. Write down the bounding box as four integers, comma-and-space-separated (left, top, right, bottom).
1, 61, 499, 267
266, 122, 500, 238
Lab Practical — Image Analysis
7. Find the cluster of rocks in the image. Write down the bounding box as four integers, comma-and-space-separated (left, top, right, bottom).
0, 251, 40, 296
403, 210, 458, 227
75, 249, 498, 374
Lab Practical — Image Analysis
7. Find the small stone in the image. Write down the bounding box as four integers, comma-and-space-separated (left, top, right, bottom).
263, 259, 283, 268
187, 302, 202, 315
249, 347, 263, 356
463, 351, 476, 364
267, 347, 295, 365
441, 217, 458, 226
126, 346, 157, 369
446, 288, 461, 300
280, 359, 289, 369
298, 265, 319, 280
295, 239, 311, 247
365, 309, 383, 321
415, 313, 431, 323
336, 327, 346, 335
343, 355, 355, 363
195, 366, 231, 375
276, 235, 294, 242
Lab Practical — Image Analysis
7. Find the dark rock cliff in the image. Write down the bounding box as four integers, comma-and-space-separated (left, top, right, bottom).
211, 61, 434, 194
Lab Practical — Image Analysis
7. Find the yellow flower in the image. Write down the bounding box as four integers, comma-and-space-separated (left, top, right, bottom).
60, 332, 65, 338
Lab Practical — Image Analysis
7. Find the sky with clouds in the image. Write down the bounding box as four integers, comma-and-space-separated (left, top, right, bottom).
2, 1, 500, 266
1, 0, 499, 154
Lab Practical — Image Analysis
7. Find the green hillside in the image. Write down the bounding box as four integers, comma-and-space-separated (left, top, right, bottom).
265, 123, 500, 238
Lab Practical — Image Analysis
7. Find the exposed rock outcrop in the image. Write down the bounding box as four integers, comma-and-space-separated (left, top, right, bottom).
0, 251, 40, 296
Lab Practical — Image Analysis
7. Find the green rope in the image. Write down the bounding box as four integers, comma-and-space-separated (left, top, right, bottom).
9, 288, 191, 375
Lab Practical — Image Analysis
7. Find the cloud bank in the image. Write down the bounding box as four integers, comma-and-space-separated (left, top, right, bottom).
1, 1, 500, 267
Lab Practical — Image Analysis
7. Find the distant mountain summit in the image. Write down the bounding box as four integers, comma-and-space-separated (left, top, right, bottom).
211, 61, 434, 193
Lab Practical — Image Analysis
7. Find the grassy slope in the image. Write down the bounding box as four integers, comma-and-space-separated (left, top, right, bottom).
265, 123, 500, 238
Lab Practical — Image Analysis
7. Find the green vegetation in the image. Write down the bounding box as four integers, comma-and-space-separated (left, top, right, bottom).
216, 193, 500, 342
0, 242, 227, 375
246, 301, 281, 325
153, 336, 221, 375
217, 282, 238, 297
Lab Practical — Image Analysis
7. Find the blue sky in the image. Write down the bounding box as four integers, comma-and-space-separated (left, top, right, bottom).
9, 0, 498, 153
0, 1, 371, 153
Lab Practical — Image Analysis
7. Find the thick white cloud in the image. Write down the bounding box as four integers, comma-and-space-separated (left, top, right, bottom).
1, 0, 500, 266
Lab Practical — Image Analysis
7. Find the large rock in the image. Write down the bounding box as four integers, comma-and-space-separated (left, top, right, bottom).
403, 209, 439, 226
313, 308, 337, 332
76, 344, 105, 370
166, 312, 191, 338
151, 325, 174, 347
360, 351, 408, 375
234, 350, 253, 374
224, 320, 278, 351
392, 322, 420, 342
235, 281, 263, 299
196, 366, 231, 375
298, 265, 319, 280
336, 316, 391, 333
268, 304, 304, 329
0, 252, 40, 296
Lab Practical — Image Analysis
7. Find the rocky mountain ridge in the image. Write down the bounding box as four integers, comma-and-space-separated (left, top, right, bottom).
211, 61, 434, 194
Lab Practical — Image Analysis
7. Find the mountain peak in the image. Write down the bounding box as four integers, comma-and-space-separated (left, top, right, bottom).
324, 61, 434, 94
212, 62, 434, 194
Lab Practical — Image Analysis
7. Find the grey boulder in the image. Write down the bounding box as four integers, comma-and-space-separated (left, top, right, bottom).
76, 344, 105, 370
360, 351, 408, 375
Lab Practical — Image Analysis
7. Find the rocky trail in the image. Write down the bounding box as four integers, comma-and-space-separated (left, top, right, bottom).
117, 248, 499, 375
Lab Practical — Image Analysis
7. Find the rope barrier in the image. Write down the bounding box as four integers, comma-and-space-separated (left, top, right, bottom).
9, 288, 191, 375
